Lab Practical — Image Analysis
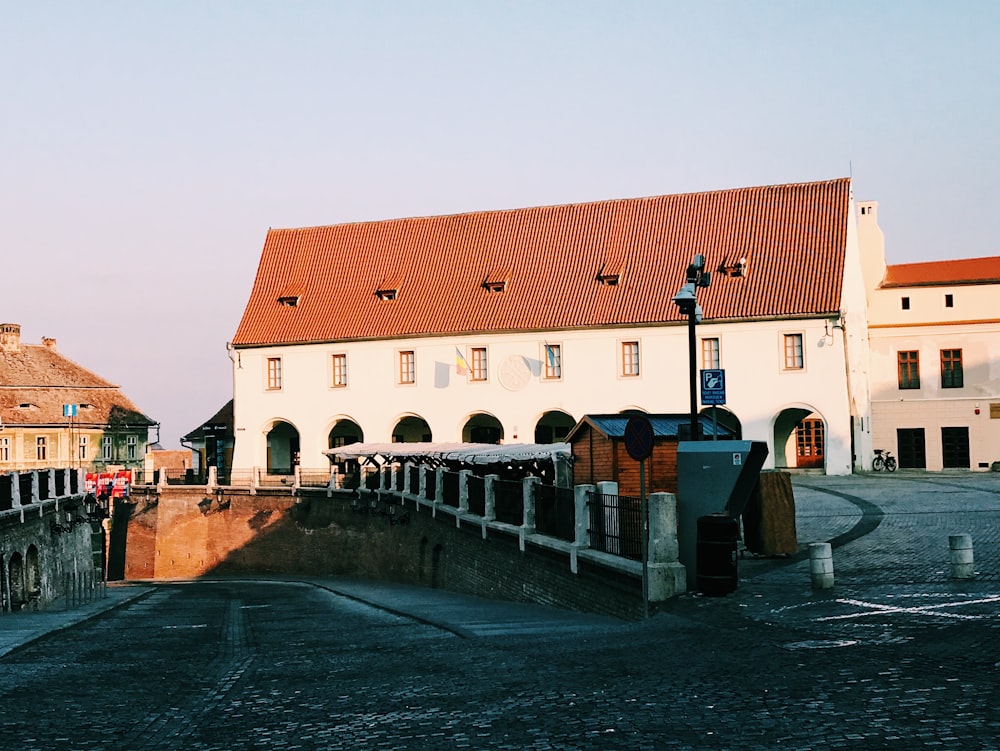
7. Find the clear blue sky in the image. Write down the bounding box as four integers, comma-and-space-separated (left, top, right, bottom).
3, 1, 997, 449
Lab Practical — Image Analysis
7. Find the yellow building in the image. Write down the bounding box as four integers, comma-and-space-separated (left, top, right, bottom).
0, 323, 157, 473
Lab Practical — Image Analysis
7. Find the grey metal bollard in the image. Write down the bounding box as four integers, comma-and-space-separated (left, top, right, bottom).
809, 542, 834, 589
948, 534, 975, 579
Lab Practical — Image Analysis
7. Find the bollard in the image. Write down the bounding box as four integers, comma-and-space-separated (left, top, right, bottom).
809, 542, 834, 589
949, 534, 975, 579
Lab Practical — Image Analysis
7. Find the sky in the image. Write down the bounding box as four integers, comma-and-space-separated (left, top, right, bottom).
2, 1, 998, 449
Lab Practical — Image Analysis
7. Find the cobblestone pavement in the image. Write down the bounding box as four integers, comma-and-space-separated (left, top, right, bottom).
1, 473, 998, 750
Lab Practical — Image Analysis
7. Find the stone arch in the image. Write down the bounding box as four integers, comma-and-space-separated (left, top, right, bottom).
534, 409, 576, 443
264, 419, 301, 474
8, 551, 25, 610
619, 406, 649, 415
461, 412, 503, 444
327, 417, 364, 450
773, 405, 826, 470
698, 406, 743, 439
391, 414, 432, 443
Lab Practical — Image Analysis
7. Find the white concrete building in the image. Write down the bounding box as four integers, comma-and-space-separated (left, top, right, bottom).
229, 178, 872, 476
860, 202, 1000, 471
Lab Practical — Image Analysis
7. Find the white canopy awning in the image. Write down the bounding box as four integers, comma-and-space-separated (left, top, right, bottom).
325, 441, 571, 466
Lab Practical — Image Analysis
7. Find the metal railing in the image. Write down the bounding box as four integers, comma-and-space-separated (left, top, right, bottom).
588, 491, 643, 561
534, 484, 575, 542
493, 478, 523, 525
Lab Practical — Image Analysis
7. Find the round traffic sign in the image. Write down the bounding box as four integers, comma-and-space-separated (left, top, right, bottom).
624, 415, 654, 461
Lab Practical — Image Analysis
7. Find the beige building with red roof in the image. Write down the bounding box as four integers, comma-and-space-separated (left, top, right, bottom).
230, 178, 874, 476
0, 323, 157, 473
860, 206, 1000, 471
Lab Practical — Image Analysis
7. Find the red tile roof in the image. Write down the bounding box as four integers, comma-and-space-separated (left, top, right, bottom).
0, 343, 155, 428
882, 256, 1000, 288
233, 178, 852, 347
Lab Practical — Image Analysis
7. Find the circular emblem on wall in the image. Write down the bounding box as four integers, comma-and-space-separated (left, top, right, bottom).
498, 354, 532, 391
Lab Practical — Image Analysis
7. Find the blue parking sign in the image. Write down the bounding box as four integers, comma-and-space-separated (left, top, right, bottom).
700, 369, 726, 406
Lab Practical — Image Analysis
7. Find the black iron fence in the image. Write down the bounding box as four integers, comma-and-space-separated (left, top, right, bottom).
467, 474, 485, 517
588, 492, 643, 561
442, 470, 460, 507
534, 484, 575, 542
493, 478, 523, 525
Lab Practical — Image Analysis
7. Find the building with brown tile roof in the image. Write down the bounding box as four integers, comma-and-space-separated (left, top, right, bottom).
859, 206, 1000, 471
0, 323, 157, 473
230, 178, 873, 476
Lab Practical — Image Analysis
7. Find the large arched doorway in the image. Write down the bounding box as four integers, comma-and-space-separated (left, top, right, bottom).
266, 420, 300, 474
698, 407, 742, 439
392, 415, 432, 443
462, 413, 503, 444
774, 408, 825, 470
328, 419, 363, 451
534, 410, 576, 443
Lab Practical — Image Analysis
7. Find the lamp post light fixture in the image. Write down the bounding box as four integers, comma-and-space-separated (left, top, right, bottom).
672, 254, 712, 441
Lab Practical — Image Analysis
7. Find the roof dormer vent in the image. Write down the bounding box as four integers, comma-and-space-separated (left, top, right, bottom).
375, 274, 402, 301
277, 295, 300, 307
597, 259, 624, 286
482, 267, 510, 293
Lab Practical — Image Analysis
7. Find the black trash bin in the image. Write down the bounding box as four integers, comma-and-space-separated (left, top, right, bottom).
696, 513, 738, 596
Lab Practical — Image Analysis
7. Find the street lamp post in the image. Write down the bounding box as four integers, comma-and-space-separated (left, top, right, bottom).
672, 254, 712, 440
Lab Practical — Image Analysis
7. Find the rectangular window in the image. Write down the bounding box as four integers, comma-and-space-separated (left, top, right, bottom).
398, 350, 415, 384
621, 341, 640, 377
103, 435, 113, 461
898, 351, 920, 389
332, 353, 348, 388
701, 338, 720, 369
543, 343, 562, 380
0, 437, 9, 462
36, 436, 47, 461
783, 334, 804, 370
941, 349, 964, 389
901, 297, 910, 310
266, 357, 282, 390
945, 294, 954, 308
127, 435, 138, 460
470, 347, 488, 381
78, 435, 88, 461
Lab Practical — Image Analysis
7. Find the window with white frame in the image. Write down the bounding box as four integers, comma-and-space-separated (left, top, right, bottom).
543, 343, 562, 380
621, 341, 640, 377
79, 435, 88, 461
701, 337, 720, 369
103, 435, 113, 461
398, 350, 415, 384
36, 436, 47, 461
127, 435, 138, 460
0, 436, 9, 462
470, 347, 488, 381
783, 333, 804, 370
266, 357, 283, 390
332, 353, 348, 388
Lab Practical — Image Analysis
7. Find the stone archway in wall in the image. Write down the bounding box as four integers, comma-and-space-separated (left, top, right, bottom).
534, 410, 576, 443
266, 420, 300, 474
392, 415, 432, 443
8, 552, 25, 610
328, 418, 363, 451
773, 407, 826, 470
462, 413, 503, 444
698, 407, 743, 439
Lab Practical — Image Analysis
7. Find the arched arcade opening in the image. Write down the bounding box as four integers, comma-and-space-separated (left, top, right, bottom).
774, 408, 826, 470
266, 420, 300, 474
462, 413, 503, 444
534, 410, 576, 443
392, 415, 432, 443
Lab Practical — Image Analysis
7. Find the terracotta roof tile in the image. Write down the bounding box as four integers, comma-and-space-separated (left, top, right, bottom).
882, 256, 1000, 288
233, 179, 851, 347
0, 343, 155, 427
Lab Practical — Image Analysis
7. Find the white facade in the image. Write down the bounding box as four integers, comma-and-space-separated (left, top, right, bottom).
231, 313, 866, 475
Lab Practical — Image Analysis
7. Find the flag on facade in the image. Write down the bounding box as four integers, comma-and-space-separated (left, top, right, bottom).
544, 343, 556, 369
455, 347, 470, 376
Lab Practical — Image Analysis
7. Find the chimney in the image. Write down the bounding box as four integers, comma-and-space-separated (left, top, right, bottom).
0, 323, 21, 352
42, 337, 57, 351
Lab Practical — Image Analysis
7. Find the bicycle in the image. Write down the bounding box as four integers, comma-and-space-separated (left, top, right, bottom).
872, 449, 897, 472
